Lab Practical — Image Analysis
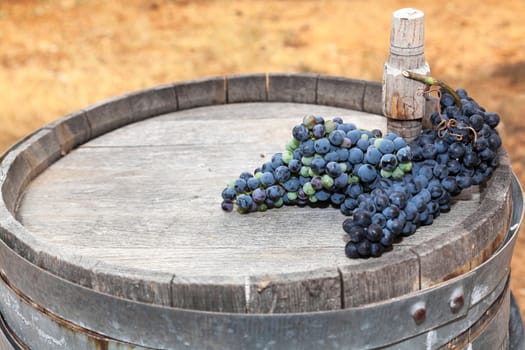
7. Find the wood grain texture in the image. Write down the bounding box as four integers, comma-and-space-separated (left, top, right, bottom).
44, 109, 91, 154
316, 76, 365, 110
267, 73, 317, 104
17, 129, 62, 178
171, 275, 247, 312
469, 286, 510, 349
339, 250, 420, 308
18, 104, 379, 279
84, 94, 134, 140
246, 269, 341, 313
386, 118, 423, 142
469, 180, 512, 268
1, 152, 32, 215
382, 8, 429, 140
127, 83, 178, 123
174, 76, 226, 110
363, 81, 383, 114
227, 73, 267, 103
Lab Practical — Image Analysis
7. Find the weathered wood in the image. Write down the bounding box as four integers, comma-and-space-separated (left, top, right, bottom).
15, 129, 62, 179
382, 8, 430, 140
1, 152, 32, 215
0, 270, 151, 350
363, 81, 383, 114
385, 119, 422, 139
84, 94, 134, 140
44, 109, 91, 154
412, 225, 474, 289
317, 76, 365, 110
246, 269, 341, 313
171, 275, 247, 312
227, 73, 267, 103
17, 104, 380, 279
267, 73, 317, 103
127, 83, 178, 122
175, 76, 226, 110
339, 250, 420, 308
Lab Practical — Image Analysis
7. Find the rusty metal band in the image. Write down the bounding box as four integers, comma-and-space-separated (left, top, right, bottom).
0, 175, 520, 349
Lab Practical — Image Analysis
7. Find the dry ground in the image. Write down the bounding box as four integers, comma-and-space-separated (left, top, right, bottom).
1, 0, 525, 318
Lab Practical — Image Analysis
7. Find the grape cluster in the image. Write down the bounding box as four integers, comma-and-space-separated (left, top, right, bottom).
221, 88, 502, 259
221, 115, 413, 213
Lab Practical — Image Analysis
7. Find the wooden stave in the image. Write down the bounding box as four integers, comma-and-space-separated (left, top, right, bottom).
0, 73, 514, 313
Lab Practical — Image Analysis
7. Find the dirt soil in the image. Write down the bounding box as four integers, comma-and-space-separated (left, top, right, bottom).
1, 0, 525, 319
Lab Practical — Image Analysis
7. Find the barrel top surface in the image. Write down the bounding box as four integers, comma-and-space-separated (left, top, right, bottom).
16, 102, 493, 277
17, 103, 385, 276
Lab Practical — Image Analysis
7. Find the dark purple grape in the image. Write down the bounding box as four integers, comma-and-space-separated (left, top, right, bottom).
484, 112, 500, 128
370, 243, 384, 257
292, 124, 310, 141
222, 187, 236, 201
329, 130, 346, 146
345, 242, 360, 258
237, 194, 253, 210
366, 224, 383, 242
347, 225, 366, 243
260, 172, 275, 187
221, 201, 234, 212
357, 240, 372, 257
288, 159, 302, 173
314, 138, 331, 154
247, 177, 260, 190
252, 188, 266, 203
312, 124, 326, 138
353, 210, 372, 227
310, 157, 326, 175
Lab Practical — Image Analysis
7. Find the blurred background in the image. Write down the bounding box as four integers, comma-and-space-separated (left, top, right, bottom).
1, 0, 524, 318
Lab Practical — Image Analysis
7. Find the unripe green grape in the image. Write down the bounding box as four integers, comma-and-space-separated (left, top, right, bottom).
303, 182, 315, 196
380, 169, 392, 178
321, 174, 334, 189
301, 156, 313, 166
391, 167, 405, 179
300, 166, 310, 177
399, 161, 413, 172
282, 150, 293, 164
324, 120, 337, 134
287, 192, 298, 201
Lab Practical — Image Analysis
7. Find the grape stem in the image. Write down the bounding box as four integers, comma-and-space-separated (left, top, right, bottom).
402, 70, 462, 109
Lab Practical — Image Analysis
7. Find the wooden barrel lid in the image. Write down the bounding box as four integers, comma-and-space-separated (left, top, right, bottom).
0, 74, 513, 313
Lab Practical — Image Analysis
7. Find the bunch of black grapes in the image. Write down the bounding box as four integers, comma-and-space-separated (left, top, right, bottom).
221, 88, 501, 259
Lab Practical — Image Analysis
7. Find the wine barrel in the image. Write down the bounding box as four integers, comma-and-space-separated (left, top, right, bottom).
0, 74, 522, 349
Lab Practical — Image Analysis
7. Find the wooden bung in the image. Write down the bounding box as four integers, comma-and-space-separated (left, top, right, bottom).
382, 8, 430, 141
